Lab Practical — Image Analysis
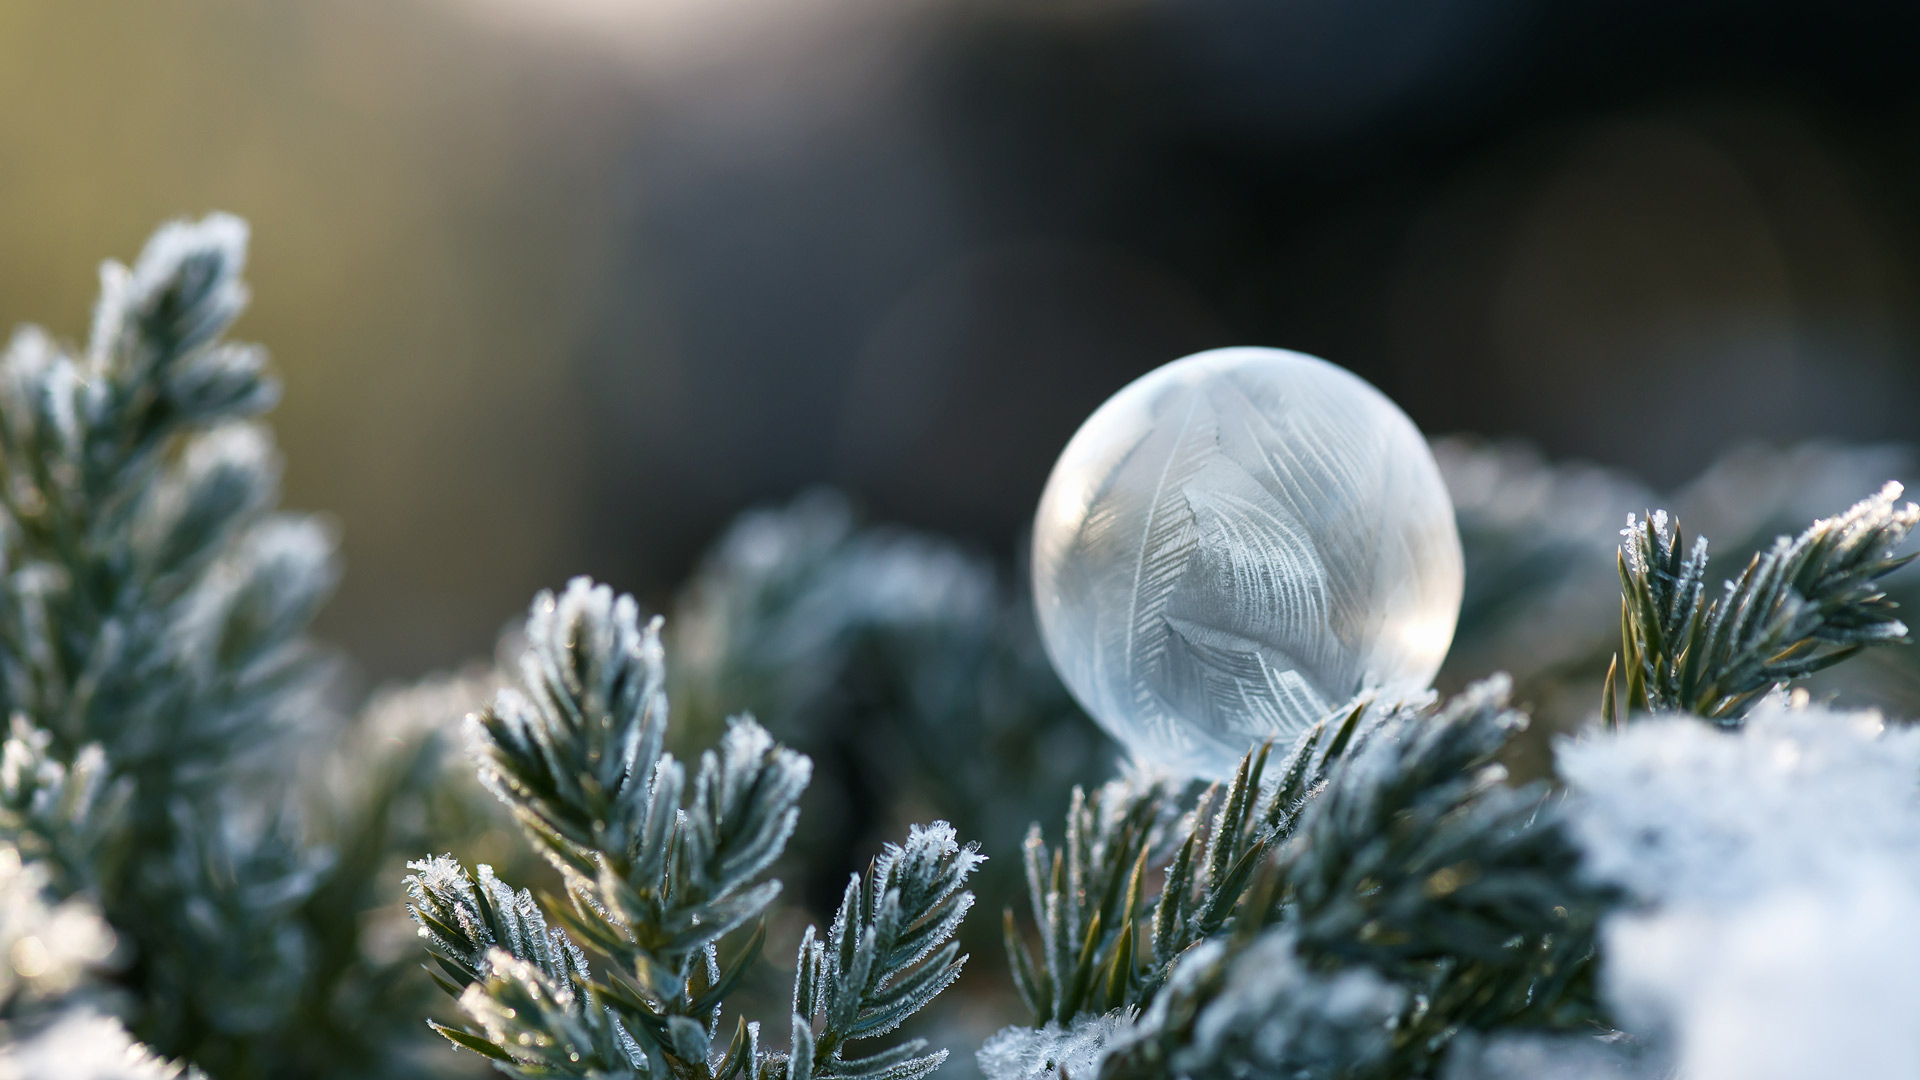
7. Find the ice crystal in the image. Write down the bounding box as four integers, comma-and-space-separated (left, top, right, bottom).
1032, 347, 1462, 779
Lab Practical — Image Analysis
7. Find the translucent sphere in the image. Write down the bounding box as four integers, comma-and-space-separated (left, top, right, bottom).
1032, 347, 1463, 779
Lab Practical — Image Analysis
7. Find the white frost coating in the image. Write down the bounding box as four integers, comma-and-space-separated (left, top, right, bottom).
1559, 702, 1920, 1080
1607, 870, 1920, 1080
1031, 347, 1463, 778
0, 843, 116, 1004
1178, 932, 1403, 1073
0, 1010, 201, 1079
1098, 929, 1403, 1077
1443, 1031, 1657, 1080
1560, 703, 1920, 906
976, 1012, 1135, 1080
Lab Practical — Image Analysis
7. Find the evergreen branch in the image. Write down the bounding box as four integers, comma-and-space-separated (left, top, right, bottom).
0, 716, 126, 894
0, 215, 317, 776
0, 215, 422, 1077
793, 821, 983, 1080
1012, 772, 1173, 1025
1001, 696, 1397, 1026
453, 948, 644, 1077
405, 856, 587, 999
468, 580, 808, 1005
470, 580, 670, 877
419, 579, 977, 1080
1611, 484, 1918, 724
1278, 677, 1613, 1068
667, 489, 1101, 954
1097, 927, 1404, 1080
405, 856, 641, 1076
459, 579, 803, 1070
989, 683, 1614, 1080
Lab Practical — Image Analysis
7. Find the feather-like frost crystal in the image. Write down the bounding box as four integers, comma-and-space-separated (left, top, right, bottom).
1032, 347, 1463, 778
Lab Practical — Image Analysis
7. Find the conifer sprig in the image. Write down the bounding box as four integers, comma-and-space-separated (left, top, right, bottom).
1610, 483, 1918, 724
790, 822, 983, 1080
1276, 677, 1610, 1067
0, 216, 312, 778
412, 578, 980, 1080
406, 855, 639, 1072
1095, 927, 1403, 1080
465, 580, 807, 1024
0, 716, 124, 895
1002, 698, 1385, 1025
993, 682, 1612, 1080
0, 215, 424, 1078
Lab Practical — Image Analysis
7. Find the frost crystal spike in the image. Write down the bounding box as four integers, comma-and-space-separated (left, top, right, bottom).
1031, 347, 1464, 778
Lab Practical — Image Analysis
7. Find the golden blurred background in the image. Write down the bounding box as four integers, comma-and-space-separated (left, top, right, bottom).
4, 0, 1918, 686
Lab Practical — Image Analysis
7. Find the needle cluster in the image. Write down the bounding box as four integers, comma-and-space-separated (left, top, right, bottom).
1608, 484, 1917, 724
0, 216, 420, 1078
408, 578, 981, 1080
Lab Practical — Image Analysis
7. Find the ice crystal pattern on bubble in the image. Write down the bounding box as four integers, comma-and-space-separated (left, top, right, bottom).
1032, 348, 1463, 778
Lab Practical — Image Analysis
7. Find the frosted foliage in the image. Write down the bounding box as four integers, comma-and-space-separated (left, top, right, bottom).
1443, 1032, 1655, 1080
1101, 930, 1404, 1078
0, 844, 115, 1004
1609, 872, 1920, 1080
1560, 704, 1920, 1080
975, 1012, 1133, 1080
1033, 347, 1463, 778
0, 1010, 202, 1079
1560, 703, 1920, 906
1170, 932, 1402, 1074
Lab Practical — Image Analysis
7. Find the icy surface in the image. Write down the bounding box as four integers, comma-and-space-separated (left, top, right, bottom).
1560, 703, 1920, 906
975, 1012, 1134, 1080
1560, 703, 1920, 1080
1032, 347, 1462, 778
1608, 869, 1920, 1080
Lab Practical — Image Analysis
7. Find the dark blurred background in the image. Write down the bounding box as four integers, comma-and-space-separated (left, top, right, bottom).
4, 0, 1920, 684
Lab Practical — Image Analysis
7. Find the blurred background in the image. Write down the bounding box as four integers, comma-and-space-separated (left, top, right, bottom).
3, 0, 1919, 683
12, 3, 1920, 1073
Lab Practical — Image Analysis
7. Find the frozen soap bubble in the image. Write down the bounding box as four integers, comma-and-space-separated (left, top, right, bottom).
1032, 347, 1463, 779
